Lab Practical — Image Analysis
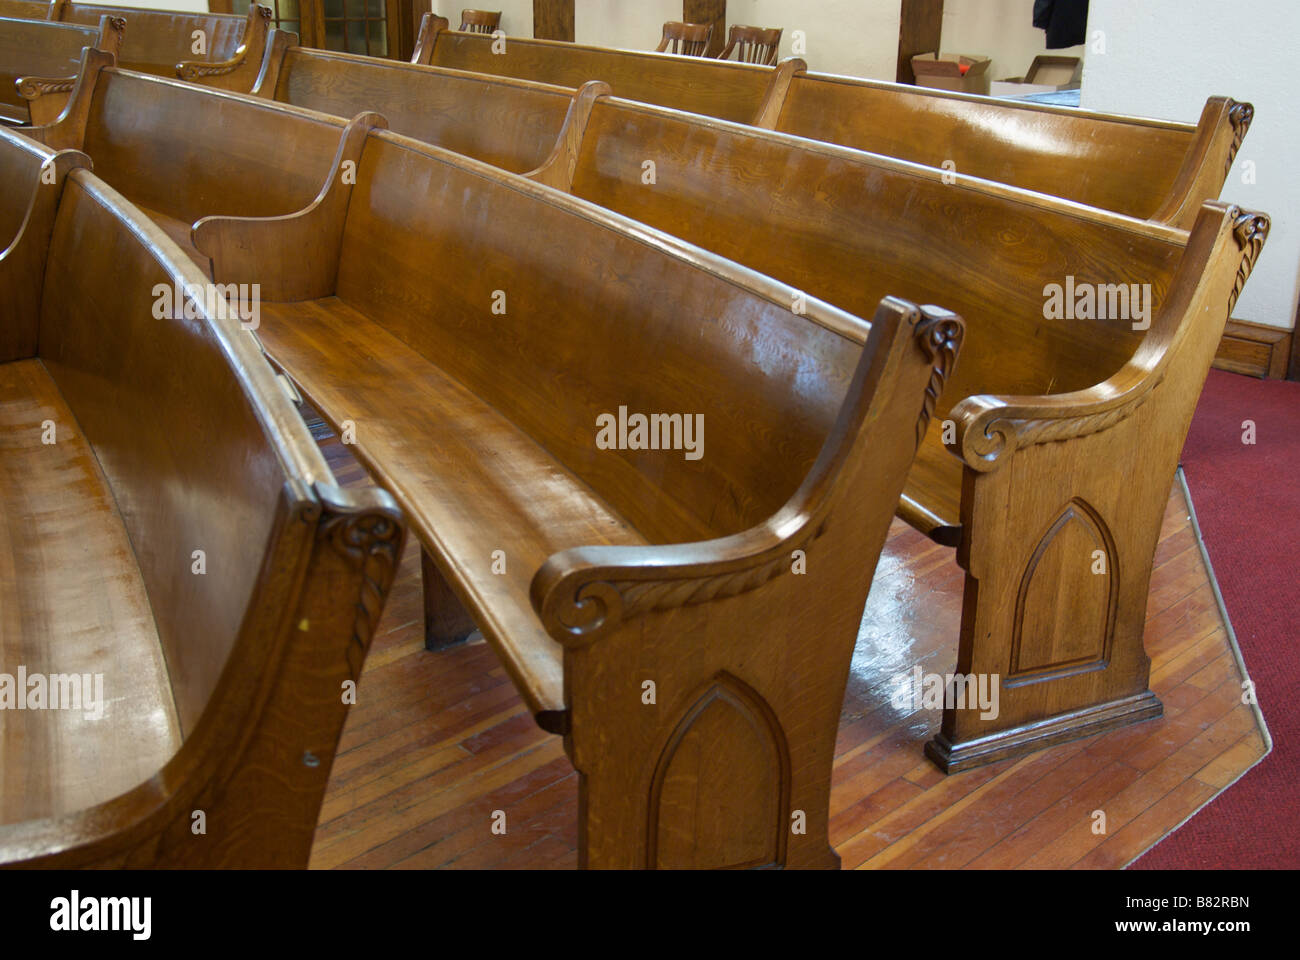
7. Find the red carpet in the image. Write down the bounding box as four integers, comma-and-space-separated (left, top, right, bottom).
1132, 369, 1300, 869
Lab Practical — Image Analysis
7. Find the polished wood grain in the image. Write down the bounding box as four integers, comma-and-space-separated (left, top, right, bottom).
1214, 318, 1293, 379
718, 25, 781, 65
313, 460, 1266, 869
0, 14, 116, 124
0, 126, 406, 867
655, 21, 713, 57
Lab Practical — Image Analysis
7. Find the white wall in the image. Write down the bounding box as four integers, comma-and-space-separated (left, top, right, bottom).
1082, 0, 1300, 330
942, 0, 1083, 81
575, 0, 676, 50
490, 0, 533, 36
730, 0, 899, 79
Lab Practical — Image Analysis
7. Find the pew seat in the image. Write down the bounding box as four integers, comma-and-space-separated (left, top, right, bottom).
0, 359, 178, 824
252, 298, 650, 719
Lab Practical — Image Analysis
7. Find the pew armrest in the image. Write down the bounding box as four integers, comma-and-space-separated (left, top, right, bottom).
192, 112, 386, 300
950, 204, 1270, 474
533, 300, 965, 647
16, 74, 75, 101
22, 47, 115, 151
411, 12, 451, 65
524, 80, 611, 191
175, 3, 272, 90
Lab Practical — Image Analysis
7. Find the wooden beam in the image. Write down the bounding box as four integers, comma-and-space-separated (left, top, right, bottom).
897, 0, 943, 84
1290, 295, 1300, 381
684, 0, 725, 57
533, 0, 574, 42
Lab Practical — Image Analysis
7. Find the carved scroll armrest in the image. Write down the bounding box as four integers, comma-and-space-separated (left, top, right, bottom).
531, 513, 823, 648
948, 366, 1159, 474
176, 3, 271, 82
16, 75, 76, 101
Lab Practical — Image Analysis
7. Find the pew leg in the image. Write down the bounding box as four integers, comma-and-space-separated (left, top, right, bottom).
422, 549, 478, 650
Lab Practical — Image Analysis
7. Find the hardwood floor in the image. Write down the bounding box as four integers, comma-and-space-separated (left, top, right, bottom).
311, 435, 1268, 869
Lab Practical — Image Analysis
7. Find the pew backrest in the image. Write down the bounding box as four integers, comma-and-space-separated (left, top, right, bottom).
256, 44, 582, 174
771, 68, 1251, 226
415, 26, 775, 124
409, 15, 1246, 228
562, 95, 1189, 421
0, 0, 53, 18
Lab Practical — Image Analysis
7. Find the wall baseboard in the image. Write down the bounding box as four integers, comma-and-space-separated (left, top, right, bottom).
1213, 318, 1293, 380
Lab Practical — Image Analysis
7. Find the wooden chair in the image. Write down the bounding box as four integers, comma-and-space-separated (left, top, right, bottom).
0, 126, 406, 867
0, 13, 120, 124
409, 12, 1251, 227
458, 8, 499, 33
655, 21, 713, 57
718, 24, 782, 65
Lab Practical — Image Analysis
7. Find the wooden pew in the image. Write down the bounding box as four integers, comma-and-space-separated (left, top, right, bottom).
0, 126, 406, 867
413, 21, 775, 123
249, 39, 592, 175
0, 14, 119, 124
766, 65, 1253, 229
193, 124, 964, 869
27, 67, 969, 866
527, 94, 1270, 770
412, 14, 1248, 229
52, 0, 273, 89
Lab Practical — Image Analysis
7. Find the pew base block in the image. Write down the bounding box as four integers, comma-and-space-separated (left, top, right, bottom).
923, 690, 1163, 774
422, 547, 480, 651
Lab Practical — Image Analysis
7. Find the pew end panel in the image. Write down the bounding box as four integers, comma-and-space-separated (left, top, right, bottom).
0, 165, 405, 867
533, 301, 964, 868
928, 202, 1270, 772
247, 27, 300, 99
0, 129, 88, 361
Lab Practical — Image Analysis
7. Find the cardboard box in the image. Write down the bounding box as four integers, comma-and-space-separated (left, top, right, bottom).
910, 52, 992, 95
990, 55, 1082, 97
